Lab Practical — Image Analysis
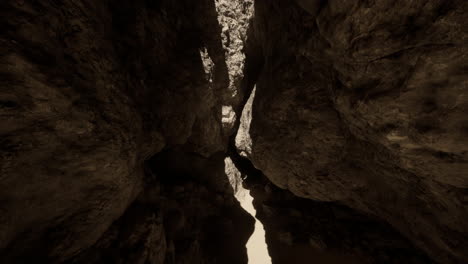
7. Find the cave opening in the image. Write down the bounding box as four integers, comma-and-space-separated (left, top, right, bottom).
225, 157, 271, 264
213, 1, 272, 262
224, 84, 271, 264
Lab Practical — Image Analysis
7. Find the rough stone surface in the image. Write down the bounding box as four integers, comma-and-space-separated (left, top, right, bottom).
235, 87, 256, 157
0, 0, 254, 263
243, 0, 468, 263
214, 0, 254, 106
68, 150, 254, 264
3, 0, 467, 263
243, 172, 434, 264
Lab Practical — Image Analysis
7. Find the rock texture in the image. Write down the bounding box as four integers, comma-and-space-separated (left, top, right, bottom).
215, 0, 254, 105
241, 0, 468, 263
2, 0, 467, 263
0, 0, 253, 263
243, 170, 433, 264
68, 150, 254, 264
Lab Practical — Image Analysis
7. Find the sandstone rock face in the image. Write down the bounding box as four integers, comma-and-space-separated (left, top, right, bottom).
244, 0, 468, 263
214, 0, 254, 105
69, 150, 254, 264
0, 0, 253, 263
242, 171, 433, 264
3, 0, 467, 263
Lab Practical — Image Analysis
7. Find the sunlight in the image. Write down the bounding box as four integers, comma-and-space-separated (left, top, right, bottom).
225, 158, 271, 264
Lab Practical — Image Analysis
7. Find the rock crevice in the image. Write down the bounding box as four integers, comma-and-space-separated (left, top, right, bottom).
1, 0, 467, 263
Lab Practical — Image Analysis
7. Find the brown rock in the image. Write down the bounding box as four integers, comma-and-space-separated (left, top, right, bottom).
243, 0, 468, 263
0, 0, 254, 263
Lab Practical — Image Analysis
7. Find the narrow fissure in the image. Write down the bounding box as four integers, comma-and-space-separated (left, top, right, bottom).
225, 157, 271, 264
223, 82, 271, 264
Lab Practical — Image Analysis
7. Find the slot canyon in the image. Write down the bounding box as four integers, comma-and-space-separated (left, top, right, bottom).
0, 0, 467, 263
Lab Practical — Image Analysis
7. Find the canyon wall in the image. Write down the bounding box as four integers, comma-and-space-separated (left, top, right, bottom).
240, 0, 468, 263
0, 0, 253, 263
1, 0, 467, 263
243, 172, 433, 264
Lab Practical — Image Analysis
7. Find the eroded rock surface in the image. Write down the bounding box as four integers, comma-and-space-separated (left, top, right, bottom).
0, 0, 253, 263
68, 150, 254, 264
2, 0, 467, 263
243, 0, 468, 263
243, 171, 433, 264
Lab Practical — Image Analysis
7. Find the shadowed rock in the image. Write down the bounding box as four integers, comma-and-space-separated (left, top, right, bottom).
0, 0, 253, 263
241, 0, 468, 263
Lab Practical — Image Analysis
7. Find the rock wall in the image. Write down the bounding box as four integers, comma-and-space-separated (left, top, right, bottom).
68, 150, 254, 264
243, 170, 433, 264
2, 0, 467, 263
0, 0, 253, 263
241, 0, 468, 263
